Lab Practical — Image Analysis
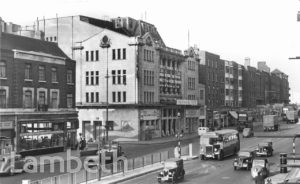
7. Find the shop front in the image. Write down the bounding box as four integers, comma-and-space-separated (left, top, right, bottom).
0, 121, 15, 155
139, 109, 160, 141
185, 109, 200, 134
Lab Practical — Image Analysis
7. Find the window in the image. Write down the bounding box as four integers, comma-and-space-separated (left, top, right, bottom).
67, 70, 73, 83
95, 71, 99, 85
123, 92, 126, 102
95, 50, 99, 61
123, 70, 126, 84
86, 51, 89, 61
123, 48, 126, 59
112, 49, 116, 60
24, 90, 33, 108
90, 71, 94, 85
38, 91, 46, 105
112, 92, 116, 102
117, 49, 121, 60
91, 92, 94, 103
90, 51, 94, 61
112, 70, 116, 84
118, 92, 121, 102
200, 90, 204, 100
54, 36, 57, 41
51, 67, 57, 82
25, 64, 32, 80
117, 70, 121, 84
95, 92, 99, 103
67, 94, 73, 108
51, 91, 58, 108
144, 50, 146, 60
86, 72, 89, 85
39, 66, 46, 81
86, 93, 89, 103
0, 89, 7, 108
226, 89, 229, 96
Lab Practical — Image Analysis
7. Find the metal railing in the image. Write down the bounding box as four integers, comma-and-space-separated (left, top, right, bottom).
29, 144, 192, 184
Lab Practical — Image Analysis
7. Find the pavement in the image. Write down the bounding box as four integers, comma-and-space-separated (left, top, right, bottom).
85, 155, 199, 184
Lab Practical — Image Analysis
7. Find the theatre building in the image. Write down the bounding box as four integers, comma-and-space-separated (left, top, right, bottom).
0, 32, 78, 156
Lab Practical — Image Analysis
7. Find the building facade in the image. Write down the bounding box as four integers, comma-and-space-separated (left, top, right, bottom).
31, 15, 202, 142
0, 32, 78, 156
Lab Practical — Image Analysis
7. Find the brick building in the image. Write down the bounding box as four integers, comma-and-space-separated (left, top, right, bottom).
0, 32, 78, 156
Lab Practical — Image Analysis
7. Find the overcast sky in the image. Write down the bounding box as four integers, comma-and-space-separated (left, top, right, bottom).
2, 0, 300, 103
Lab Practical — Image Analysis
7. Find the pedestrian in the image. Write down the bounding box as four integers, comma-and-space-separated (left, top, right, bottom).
174, 145, 180, 158
254, 171, 264, 184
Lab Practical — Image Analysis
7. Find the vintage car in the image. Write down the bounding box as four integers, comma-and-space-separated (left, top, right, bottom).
233, 150, 256, 170
251, 158, 270, 181
157, 158, 185, 183
0, 153, 33, 175
255, 142, 273, 157
242, 128, 254, 138
86, 143, 125, 168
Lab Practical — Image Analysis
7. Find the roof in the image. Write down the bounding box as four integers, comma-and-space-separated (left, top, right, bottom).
215, 129, 238, 135
79, 15, 132, 36
2, 32, 69, 59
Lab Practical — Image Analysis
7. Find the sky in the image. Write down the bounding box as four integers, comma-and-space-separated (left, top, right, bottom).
2, 0, 300, 103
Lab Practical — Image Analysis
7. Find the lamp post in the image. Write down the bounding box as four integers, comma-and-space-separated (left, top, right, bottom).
175, 131, 183, 158
100, 35, 111, 143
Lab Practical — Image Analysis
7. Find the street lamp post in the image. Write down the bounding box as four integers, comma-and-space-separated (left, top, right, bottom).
100, 35, 111, 143
175, 131, 183, 158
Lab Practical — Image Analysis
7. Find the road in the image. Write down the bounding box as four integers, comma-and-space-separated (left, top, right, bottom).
0, 134, 198, 184
120, 123, 300, 184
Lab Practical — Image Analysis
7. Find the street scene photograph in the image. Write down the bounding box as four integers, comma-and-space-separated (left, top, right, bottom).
1, 0, 300, 184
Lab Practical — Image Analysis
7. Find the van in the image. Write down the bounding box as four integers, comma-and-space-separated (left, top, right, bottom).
198, 127, 209, 136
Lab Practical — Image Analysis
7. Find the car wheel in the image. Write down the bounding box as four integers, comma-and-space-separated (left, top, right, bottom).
201, 155, 205, 160
8, 168, 14, 176
234, 166, 237, 170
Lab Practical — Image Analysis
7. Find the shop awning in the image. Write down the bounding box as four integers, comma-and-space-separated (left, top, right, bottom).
229, 111, 238, 119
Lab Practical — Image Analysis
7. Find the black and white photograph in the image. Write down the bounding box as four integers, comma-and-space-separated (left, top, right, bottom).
1, 0, 300, 183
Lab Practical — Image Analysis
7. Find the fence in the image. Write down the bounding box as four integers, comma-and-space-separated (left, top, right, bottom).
29, 144, 192, 184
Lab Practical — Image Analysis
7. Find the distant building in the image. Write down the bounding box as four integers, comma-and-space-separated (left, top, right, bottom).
0, 32, 78, 156
257, 61, 270, 73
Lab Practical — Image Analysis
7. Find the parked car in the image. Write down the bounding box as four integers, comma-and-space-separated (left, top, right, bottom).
157, 158, 185, 183
242, 128, 254, 138
255, 142, 273, 157
251, 158, 270, 181
233, 150, 256, 170
0, 154, 33, 176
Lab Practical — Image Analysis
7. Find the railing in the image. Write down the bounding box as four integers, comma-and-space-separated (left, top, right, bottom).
29, 144, 193, 184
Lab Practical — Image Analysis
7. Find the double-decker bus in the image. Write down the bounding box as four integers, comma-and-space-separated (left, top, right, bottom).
199, 129, 240, 160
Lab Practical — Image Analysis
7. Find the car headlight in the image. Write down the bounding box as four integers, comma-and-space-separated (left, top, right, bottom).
160, 171, 163, 175
264, 148, 266, 151
214, 148, 218, 152
245, 160, 248, 162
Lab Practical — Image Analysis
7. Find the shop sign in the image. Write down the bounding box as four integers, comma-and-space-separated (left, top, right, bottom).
140, 109, 160, 120
185, 109, 200, 117
176, 100, 198, 106
0, 121, 13, 129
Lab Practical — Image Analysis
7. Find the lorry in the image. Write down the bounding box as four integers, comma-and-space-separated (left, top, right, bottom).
286, 110, 299, 124
263, 115, 279, 131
